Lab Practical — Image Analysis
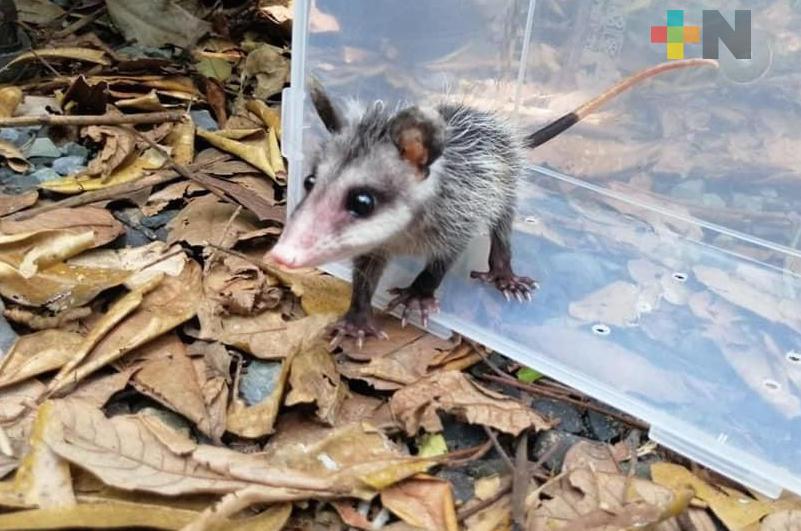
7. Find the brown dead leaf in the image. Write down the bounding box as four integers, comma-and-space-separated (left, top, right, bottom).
204, 77, 227, 127
651, 462, 774, 530
6, 47, 110, 69
562, 440, 621, 475
62, 76, 108, 115
197, 128, 276, 179
70, 370, 134, 408
381, 475, 459, 531
3, 305, 91, 331
67, 241, 187, 290
0, 230, 95, 279
0, 140, 31, 173
338, 314, 426, 361
188, 342, 230, 439
41, 399, 251, 496
1, 206, 124, 248
0, 191, 37, 217
166, 117, 196, 165
0, 87, 22, 118
243, 44, 289, 100
203, 254, 281, 316
193, 172, 285, 222
286, 342, 344, 425
47, 261, 202, 396
106, 0, 211, 48
0, 401, 75, 509
83, 125, 137, 179
17, 0, 64, 25
762, 510, 801, 530
336, 392, 397, 431
0, 329, 84, 389
390, 370, 551, 436
338, 333, 459, 390
131, 334, 223, 440
265, 262, 351, 316
246, 99, 281, 138
167, 194, 262, 248
226, 358, 290, 438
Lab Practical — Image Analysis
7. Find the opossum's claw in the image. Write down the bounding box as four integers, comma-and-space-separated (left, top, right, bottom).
472, 269, 538, 303
327, 316, 386, 352
386, 286, 439, 329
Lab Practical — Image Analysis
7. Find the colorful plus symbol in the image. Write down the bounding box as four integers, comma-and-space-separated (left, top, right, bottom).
651, 10, 700, 59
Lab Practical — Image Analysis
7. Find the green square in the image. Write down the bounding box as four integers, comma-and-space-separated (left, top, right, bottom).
667, 26, 684, 43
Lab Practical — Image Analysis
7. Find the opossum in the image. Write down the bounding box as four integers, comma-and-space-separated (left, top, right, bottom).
270, 58, 717, 348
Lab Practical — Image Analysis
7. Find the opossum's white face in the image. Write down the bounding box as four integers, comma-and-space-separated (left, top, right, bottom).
270, 94, 445, 269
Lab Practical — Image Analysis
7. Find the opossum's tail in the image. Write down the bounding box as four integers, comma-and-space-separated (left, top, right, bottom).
524, 58, 718, 149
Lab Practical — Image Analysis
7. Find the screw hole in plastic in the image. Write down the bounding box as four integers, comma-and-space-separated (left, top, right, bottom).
671, 272, 688, 282
592, 324, 611, 336
763, 379, 781, 392
786, 350, 801, 364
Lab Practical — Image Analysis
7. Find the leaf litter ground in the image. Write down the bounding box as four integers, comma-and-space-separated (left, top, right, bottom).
0, 1, 797, 530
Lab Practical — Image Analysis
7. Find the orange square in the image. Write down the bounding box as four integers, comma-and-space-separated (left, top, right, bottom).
684, 26, 700, 43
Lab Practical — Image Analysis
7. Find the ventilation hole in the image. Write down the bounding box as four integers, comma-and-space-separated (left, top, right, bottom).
524, 216, 539, 224
592, 324, 611, 336
671, 272, 688, 282
637, 302, 652, 313
786, 350, 801, 364
763, 379, 781, 392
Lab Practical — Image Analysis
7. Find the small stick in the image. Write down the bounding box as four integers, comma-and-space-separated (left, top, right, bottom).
443, 439, 493, 467
52, 6, 108, 39
512, 431, 529, 530
483, 426, 515, 473
0, 110, 186, 127
457, 478, 513, 522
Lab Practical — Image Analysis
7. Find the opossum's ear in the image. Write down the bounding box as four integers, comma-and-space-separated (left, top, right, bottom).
389, 107, 445, 177
308, 77, 342, 133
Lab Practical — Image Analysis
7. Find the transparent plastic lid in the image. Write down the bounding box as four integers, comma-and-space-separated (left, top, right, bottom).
283, 0, 801, 497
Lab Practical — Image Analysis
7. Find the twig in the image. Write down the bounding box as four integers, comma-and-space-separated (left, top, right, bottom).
479, 373, 649, 431
443, 439, 493, 467
483, 426, 514, 473
52, 6, 107, 39
470, 340, 508, 379
0, 110, 187, 127
512, 431, 529, 530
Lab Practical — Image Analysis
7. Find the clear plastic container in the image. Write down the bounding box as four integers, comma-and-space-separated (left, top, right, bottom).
282, 0, 801, 497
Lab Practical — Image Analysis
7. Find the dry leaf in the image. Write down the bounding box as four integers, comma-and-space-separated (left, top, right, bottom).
70, 369, 134, 408
0, 87, 22, 118
0, 230, 95, 279
5, 47, 110, 69
651, 462, 773, 529
62, 76, 108, 115
67, 241, 187, 290
286, 342, 344, 425
197, 128, 276, 178
3, 305, 91, 331
16, 0, 64, 25
0, 401, 75, 509
203, 254, 281, 316
40, 147, 167, 193
243, 44, 289, 100
47, 261, 202, 396
0, 140, 31, 173
246, 99, 281, 138
0, 501, 199, 530
226, 358, 290, 438
83, 125, 136, 178
41, 399, 250, 495
381, 475, 459, 531
0, 329, 84, 389
166, 117, 196, 165
390, 370, 551, 436
0, 191, 37, 217
265, 262, 351, 316
167, 195, 262, 248
106, 0, 211, 48
0, 207, 124, 248
762, 510, 801, 530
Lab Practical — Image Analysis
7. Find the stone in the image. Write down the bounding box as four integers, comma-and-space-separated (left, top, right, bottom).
62, 141, 90, 159
530, 431, 585, 472
190, 109, 219, 131
31, 167, 60, 183
0, 299, 17, 358
51, 156, 86, 176
26, 137, 61, 158
532, 399, 584, 435
436, 469, 474, 504
240, 360, 283, 406
441, 413, 487, 451
586, 410, 623, 443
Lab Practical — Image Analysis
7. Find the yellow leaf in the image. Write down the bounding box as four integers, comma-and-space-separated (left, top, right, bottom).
39, 147, 166, 194
651, 462, 773, 530
267, 126, 285, 177
246, 99, 281, 138
195, 55, 233, 82
0, 140, 30, 173
0, 500, 200, 530
197, 128, 275, 178
261, 260, 351, 316
417, 433, 448, 458
166, 117, 196, 165
286, 342, 345, 425
0, 87, 22, 118
0, 229, 94, 278
226, 358, 291, 438
115, 90, 167, 111
6, 47, 110, 69
381, 476, 459, 531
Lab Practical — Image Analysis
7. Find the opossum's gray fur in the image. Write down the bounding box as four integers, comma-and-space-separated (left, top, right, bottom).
310, 100, 524, 265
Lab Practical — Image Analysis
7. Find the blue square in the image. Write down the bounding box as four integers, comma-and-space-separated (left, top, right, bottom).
667, 10, 684, 26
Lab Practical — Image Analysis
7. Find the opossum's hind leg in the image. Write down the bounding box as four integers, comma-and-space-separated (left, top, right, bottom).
329, 253, 388, 351
386, 256, 454, 328
471, 209, 538, 302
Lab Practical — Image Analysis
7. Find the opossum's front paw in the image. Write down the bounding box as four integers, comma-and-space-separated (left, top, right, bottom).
386, 287, 440, 328
470, 270, 538, 302
328, 317, 388, 351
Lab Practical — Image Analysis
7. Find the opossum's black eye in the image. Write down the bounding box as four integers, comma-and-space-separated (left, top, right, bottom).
303, 174, 316, 192
346, 189, 376, 218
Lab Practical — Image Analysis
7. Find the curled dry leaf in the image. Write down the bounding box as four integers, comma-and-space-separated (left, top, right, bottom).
243, 44, 290, 100
203, 254, 281, 316
380, 475, 459, 531
0, 329, 84, 389
0, 501, 199, 530
389, 370, 551, 436
0, 191, 37, 217
40, 147, 167, 194
1, 207, 124, 248
67, 241, 187, 290
47, 261, 202, 396
264, 261, 351, 316
0, 400, 75, 510
196, 128, 276, 179
246, 99, 281, 138
5, 48, 110, 69
106, 0, 212, 48
0, 230, 95, 279
0, 87, 22, 118
83, 125, 137, 179
0, 140, 31, 173
286, 342, 345, 425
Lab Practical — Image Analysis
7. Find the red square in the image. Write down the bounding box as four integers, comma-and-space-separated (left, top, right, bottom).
651, 26, 667, 43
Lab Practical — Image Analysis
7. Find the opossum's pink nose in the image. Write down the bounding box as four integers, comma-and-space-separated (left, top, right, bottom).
270, 241, 305, 268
